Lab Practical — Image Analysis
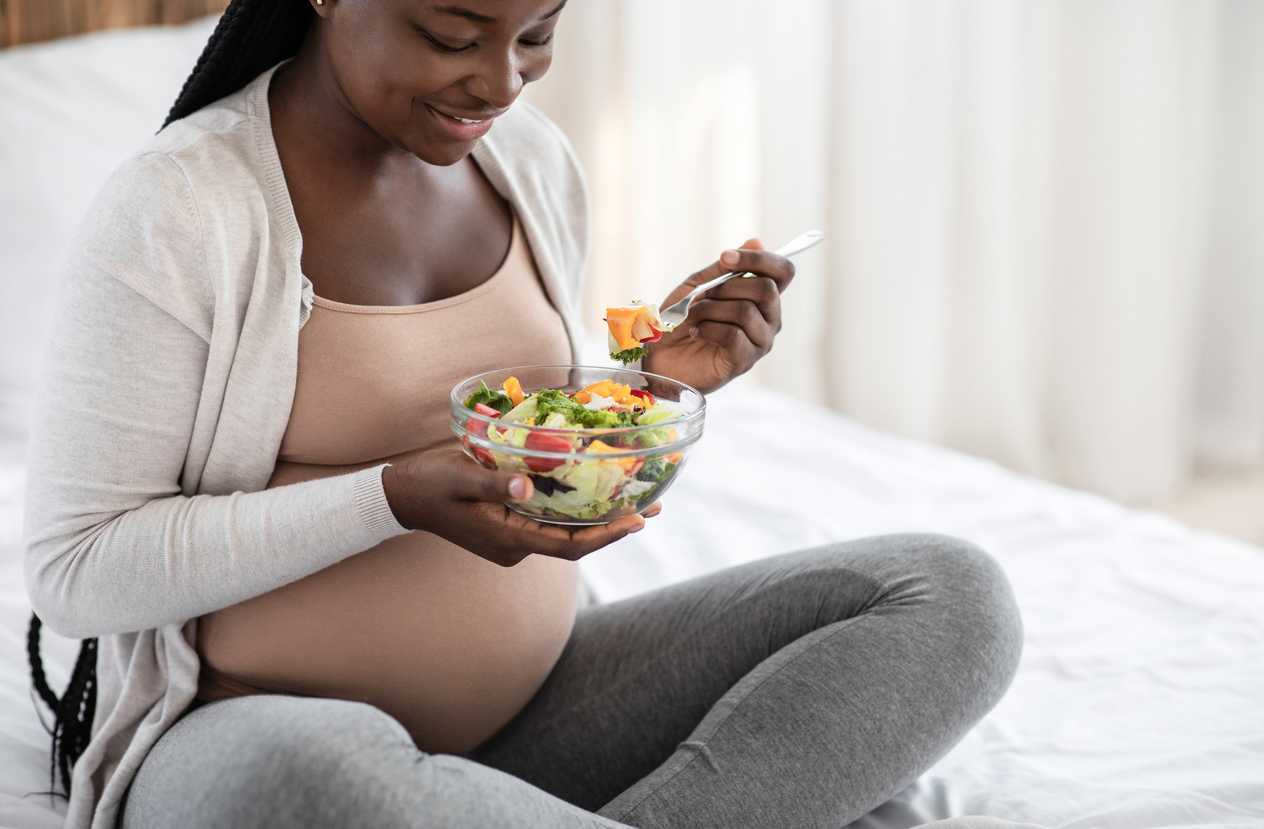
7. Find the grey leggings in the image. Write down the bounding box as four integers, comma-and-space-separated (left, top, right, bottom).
119, 534, 1023, 828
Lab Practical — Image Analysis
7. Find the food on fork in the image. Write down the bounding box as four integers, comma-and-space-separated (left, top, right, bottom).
604, 303, 675, 364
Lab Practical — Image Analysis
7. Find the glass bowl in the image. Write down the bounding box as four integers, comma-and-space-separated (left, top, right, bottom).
450, 364, 706, 525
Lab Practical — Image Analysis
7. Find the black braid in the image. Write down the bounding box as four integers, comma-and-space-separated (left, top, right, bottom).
26, 615, 97, 804
23, 1, 316, 806
163, 0, 314, 129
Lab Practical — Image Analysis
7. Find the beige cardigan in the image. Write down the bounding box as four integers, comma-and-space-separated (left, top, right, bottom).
21, 61, 591, 829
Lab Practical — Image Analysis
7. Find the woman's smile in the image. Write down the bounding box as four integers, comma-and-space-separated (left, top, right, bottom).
423, 101, 499, 142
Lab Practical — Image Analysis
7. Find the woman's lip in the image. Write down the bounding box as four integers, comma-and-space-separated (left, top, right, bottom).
424, 103, 496, 141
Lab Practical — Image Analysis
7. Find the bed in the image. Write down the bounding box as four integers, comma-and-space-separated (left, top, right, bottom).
2, 12, 1263, 829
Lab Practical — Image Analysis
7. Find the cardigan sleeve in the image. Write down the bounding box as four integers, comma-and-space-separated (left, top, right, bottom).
21, 157, 410, 640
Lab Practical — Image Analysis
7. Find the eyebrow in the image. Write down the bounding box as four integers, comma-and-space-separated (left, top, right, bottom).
432, 0, 567, 25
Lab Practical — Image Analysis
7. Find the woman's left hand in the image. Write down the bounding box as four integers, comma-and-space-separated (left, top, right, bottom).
642, 239, 796, 394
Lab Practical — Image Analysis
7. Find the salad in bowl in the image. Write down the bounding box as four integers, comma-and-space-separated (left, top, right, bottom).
450, 365, 705, 525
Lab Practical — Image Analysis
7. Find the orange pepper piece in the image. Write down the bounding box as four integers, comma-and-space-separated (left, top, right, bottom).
502, 376, 525, 406
587, 439, 640, 472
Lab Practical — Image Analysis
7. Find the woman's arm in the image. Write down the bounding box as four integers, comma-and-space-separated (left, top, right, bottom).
21, 259, 408, 640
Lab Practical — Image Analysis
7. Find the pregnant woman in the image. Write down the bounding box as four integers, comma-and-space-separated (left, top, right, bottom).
22, 1, 1023, 827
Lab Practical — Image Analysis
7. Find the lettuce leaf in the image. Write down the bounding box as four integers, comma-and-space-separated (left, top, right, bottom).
535, 459, 626, 514
633, 403, 683, 447
636, 403, 680, 426
534, 389, 631, 428
464, 381, 513, 414
501, 395, 539, 424
487, 422, 531, 449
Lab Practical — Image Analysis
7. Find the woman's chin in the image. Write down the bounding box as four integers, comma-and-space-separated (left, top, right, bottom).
404, 136, 477, 167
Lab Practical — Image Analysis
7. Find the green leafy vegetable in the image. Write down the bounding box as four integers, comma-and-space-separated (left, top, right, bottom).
634, 404, 680, 447
636, 457, 673, 483
610, 346, 649, 364
501, 396, 540, 424
464, 381, 513, 414
533, 389, 632, 429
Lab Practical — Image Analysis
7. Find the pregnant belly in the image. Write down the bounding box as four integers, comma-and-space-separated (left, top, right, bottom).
195, 529, 580, 755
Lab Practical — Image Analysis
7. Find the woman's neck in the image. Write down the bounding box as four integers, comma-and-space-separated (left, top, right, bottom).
269, 31, 428, 182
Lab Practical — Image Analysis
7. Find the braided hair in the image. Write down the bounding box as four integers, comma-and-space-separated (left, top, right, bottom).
165, 0, 314, 128
26, 617, 96, 803
27, 0, 316, 804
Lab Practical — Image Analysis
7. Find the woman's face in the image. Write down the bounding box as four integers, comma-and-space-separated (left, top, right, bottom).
313, 0, 564, 165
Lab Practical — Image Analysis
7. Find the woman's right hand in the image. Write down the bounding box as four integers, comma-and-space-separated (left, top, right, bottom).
381, 445, 659, 567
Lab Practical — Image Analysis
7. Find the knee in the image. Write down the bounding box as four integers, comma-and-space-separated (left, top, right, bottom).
127, 696, 422, 828
892, 533, 1025, 696
210, 696, 419, 797
265, 697, 417, 778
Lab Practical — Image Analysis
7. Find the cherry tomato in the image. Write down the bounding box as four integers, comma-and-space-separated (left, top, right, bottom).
467, 402, 501, 438
524, 432, 573, 473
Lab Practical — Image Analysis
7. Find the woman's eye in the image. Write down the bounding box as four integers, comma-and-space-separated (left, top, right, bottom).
520, 33, 554, 48
416, 27, 476, 53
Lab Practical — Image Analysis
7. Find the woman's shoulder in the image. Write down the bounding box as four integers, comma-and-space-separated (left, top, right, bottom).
85, 71, 272, 241
145, 75, 275, 204
71, 80, 277, 341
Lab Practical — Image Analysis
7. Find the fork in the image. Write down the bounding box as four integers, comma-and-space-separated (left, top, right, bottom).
657, 229, 825, 330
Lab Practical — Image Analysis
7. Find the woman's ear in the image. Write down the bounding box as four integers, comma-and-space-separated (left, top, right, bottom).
311, 0, 332, 18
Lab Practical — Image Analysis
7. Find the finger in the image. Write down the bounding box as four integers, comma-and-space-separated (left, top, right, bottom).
453, 463, 534, 503
554, 515, 646, 560
701, 276, 781, 330
659, 239, 766, 308
490, 504, 574, 535
685, 244, 793, 292
485, 505, 607, 549
502, 510, 643, 559
687, 299, 774, 350
692, 321, 763, 368
716, 248, 795, 292
574, 513, 646, 544
642, 501, 663, 518
666, 239, 769, 303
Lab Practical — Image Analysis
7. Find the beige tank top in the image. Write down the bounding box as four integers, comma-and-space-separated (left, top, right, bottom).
194, 212, 581, 753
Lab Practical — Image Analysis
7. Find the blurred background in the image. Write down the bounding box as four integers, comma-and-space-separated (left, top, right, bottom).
2, 0, 1261, 542
519, 0, 1264, 543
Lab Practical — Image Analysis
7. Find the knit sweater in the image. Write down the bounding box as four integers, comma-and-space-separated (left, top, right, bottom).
21, 60, 591, 829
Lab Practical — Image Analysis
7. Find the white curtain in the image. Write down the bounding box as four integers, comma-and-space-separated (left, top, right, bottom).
523, 0, 1264, 506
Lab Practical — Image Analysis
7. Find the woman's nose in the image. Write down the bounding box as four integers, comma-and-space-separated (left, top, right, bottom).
466, 51, 524, 109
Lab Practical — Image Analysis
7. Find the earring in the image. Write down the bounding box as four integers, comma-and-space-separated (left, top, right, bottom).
315, 0, 324, 5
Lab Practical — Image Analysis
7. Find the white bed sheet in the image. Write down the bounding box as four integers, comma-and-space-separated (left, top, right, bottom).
2, 381, 1262, 829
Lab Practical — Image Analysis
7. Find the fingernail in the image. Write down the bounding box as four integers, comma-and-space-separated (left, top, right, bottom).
720, 250, 741, 267
627, 520, 645, 533
509, 476, 528, 499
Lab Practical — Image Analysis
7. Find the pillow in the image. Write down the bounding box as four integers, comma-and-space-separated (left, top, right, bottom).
0, 16, 219, 445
